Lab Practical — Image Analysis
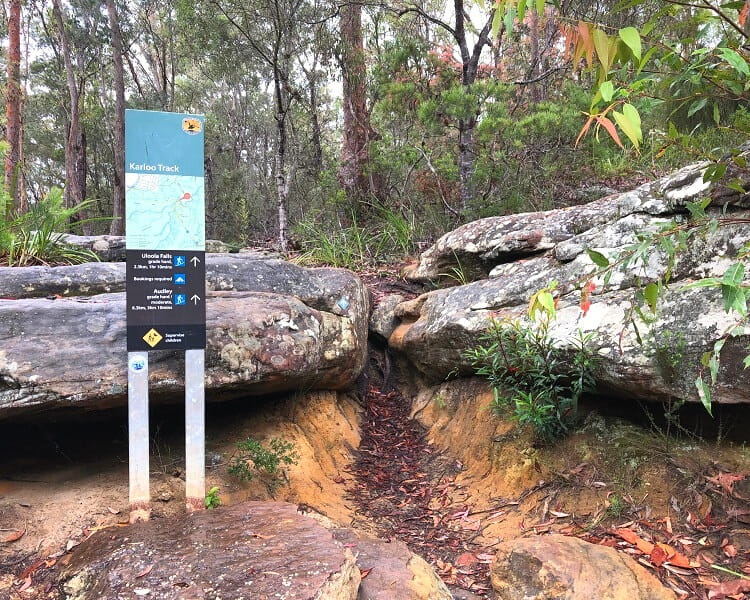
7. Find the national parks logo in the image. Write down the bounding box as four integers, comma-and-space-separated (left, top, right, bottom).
182, 117, 202, 135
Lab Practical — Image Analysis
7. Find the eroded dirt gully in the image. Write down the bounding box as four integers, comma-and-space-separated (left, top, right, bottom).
2, 349, 750, 599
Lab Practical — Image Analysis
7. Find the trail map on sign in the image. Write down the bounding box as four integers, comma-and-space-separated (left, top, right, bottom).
125, 173, 205, 251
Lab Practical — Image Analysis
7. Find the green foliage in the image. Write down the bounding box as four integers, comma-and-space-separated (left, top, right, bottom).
466, 301, 597, 443
295, 203, 420, 268
228, 437, 298, 484
0, 187, 100, 266
438, 252, 471, 286
205, 486, 221, 509
605, 493, 628, 519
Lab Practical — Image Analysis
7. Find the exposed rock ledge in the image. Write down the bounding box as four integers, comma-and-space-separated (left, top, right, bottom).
393, 160, 750, 405
0, 255, 368, 419
59, 501, 452, 600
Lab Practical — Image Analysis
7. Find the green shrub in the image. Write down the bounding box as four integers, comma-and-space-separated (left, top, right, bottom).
204, 486, 221, 509
0, 187, 100, 266
466, 303, 597, 443
295, 203, 420, 267
228, 437, 298, 484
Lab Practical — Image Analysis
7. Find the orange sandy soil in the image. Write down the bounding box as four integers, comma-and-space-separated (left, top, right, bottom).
1, 379, 749, 599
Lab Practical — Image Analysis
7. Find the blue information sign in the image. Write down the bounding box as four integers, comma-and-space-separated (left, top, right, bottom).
125, 110, 206, 351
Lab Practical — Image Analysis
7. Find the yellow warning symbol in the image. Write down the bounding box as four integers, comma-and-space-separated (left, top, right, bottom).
143, 328, 163, 347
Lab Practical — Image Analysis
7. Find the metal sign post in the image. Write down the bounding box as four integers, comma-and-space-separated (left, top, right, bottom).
125, 110, 207, 521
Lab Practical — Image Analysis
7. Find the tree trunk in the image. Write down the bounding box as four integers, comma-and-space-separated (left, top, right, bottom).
5, 0, 25, 214
106, 0, 126, 236
339, 1, 375, 209
309, 71, 323, 172
528, 8, 542, 102
275, 147, 289, 252
451, 0, 493, 214
52, 0, 90, 233
273, 70, 290, 251
458, 118, 475, 213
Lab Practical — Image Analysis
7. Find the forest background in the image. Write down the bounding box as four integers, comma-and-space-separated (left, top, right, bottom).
1, 0, 749, 261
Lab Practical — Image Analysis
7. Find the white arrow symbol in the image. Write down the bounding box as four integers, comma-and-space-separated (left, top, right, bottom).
190, 294, 201, 305
190, 256, 201, 267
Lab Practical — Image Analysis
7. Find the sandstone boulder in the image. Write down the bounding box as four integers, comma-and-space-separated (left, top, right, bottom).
409, 161, 748, 284
59, 502, 452, 600
369, 293, 405, 341
391, 163, 750, 405
490, 534, 675, 600
331, 528, 452, 600
0, 255, 368, 419
60, 502, 361, 600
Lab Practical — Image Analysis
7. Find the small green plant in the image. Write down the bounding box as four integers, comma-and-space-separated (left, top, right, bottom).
438, 251, 471, 285
295, 218, 373, 268
0, 187, 100, 266
228, 437, 299, 484
605, 493, 628, 519
466, 284, 597, 442
433, 392, 447, 410
205, 486, 221, 509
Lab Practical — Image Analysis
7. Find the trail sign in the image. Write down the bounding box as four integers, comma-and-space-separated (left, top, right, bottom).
125, 109, 206, 351
125, 109, 207, 521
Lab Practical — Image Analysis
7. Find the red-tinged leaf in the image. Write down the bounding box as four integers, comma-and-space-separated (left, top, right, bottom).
740, 2, 749, 28
708, 579, 750, 599
651, 545, 668, 567
575, 115, 595, 147
614, 528, 654, 554
581, 300, 592, 316
656, 543, 676, 559
18, 560, 45, 580
614, 528, 639, 545
595, 115, 624, 149
577, 21, 594, 67
359, 567, 373, 579
18, 577, 32, 592
666, 551, 692, 569
135, 564, 153, 578
706, 472, 746, 495
455, 552, 477, 567
2, 529, 25, 543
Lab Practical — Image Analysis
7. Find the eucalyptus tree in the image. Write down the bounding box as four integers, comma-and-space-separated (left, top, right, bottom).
5, 0, 25, 213
383, 0, 499, 213
126, 0, 180, 111
104, 0, 125, 235
340, 1, 379, 207
195, 0, 316, 250
45, 0, 110, 231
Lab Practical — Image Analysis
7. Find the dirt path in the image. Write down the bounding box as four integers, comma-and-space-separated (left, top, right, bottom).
347, 381, 495, 596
